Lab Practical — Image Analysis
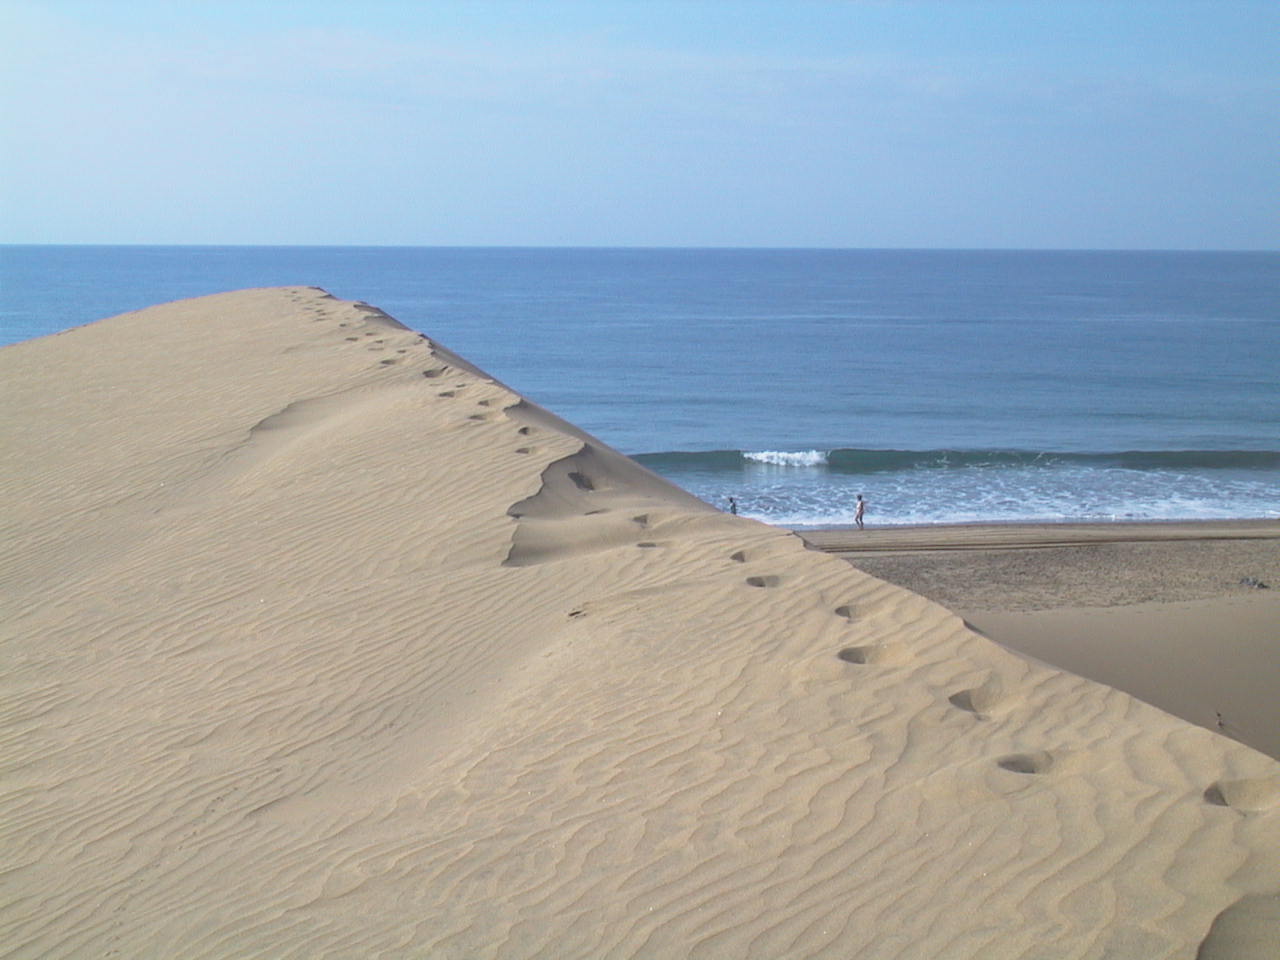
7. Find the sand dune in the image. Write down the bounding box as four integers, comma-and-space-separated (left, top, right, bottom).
3, 289, 1278, 959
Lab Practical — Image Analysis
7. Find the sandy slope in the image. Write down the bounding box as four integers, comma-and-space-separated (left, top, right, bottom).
804, 525, 1280, 761
2, 288, 1278, 959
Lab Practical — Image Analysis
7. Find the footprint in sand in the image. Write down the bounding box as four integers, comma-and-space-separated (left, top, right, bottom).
1204, 775, 1280, 812
422, 368, 446, 379
836, 645, 904, 666
996, 751, 1054, 775
730, 550, 747, 563
745, 575, 781, 588
834, 604, 856, 621
837, 646, 876, 665
948, 676, 1009, 719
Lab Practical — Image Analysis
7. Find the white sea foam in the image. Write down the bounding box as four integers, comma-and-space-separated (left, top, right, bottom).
744, 450, 829, 467
679, 462, 1280, 528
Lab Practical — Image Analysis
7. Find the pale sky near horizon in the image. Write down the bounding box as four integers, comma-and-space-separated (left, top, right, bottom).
1, 1, 1276, 249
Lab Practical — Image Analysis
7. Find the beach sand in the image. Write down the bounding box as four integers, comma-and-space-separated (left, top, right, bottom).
3, 288, 1278, 959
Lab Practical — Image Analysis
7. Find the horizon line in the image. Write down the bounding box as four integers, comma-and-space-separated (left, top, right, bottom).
3, 242, 1277, 254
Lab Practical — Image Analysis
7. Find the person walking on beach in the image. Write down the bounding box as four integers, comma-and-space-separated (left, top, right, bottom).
727, 496, 738, 516
854, 494, 866, 530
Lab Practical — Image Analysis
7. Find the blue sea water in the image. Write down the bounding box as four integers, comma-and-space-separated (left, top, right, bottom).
2, 246, 1277, 526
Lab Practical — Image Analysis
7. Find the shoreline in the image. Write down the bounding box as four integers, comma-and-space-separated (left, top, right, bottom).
802, 519, 1280, 759
795, 517, 1280, 554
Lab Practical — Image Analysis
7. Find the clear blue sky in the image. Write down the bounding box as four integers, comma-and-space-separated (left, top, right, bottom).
2, 0, 1276, 248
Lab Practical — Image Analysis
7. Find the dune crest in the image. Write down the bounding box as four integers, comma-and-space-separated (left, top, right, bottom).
2, 288, 1278, 959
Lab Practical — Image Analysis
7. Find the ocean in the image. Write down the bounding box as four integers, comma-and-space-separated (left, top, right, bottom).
2, 246, 1277, 527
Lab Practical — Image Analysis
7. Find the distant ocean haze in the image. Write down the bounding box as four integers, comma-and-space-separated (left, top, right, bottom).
3, 246, 1277, 525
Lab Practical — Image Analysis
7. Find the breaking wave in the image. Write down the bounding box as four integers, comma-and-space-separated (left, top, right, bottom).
634, 448, 1280, 474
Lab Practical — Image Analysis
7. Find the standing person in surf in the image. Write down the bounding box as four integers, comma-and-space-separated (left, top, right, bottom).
855, 494, 866, 530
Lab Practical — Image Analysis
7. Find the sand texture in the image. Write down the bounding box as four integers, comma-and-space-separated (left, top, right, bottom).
3, 289, 1279, 959
807, 525, 1280, 762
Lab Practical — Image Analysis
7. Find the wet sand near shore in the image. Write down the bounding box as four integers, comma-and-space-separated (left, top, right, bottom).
801, 521, 1280, 758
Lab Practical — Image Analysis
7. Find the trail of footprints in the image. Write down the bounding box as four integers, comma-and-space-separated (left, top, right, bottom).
425, 372, 532, 443
286, 295, 524, 443
308, 295, 547, 463
304, 297, 541, 458
722, 543, 1271, 804
821, 585, 1064, 779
